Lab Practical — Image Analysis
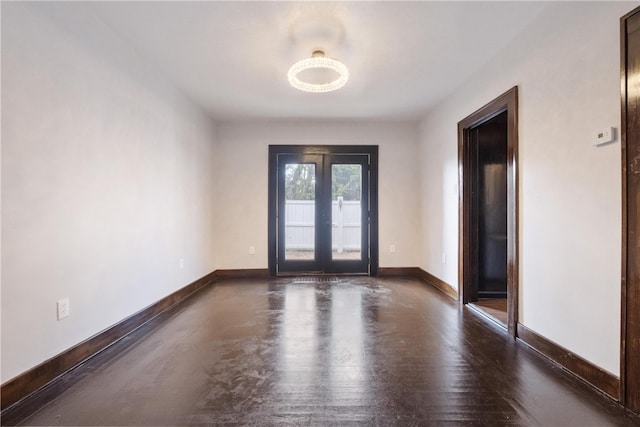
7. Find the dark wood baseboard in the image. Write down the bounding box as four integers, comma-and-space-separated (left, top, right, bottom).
1, 270, 217, 414
212, 268, 270, 280
516, 323, 620, 400
377, 267, 458, 300
415, 268, 458, 300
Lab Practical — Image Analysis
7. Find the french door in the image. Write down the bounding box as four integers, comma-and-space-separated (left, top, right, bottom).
268, 146, 378, 276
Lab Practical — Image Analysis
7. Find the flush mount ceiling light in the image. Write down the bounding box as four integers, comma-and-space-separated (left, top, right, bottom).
287, 50, 349, 93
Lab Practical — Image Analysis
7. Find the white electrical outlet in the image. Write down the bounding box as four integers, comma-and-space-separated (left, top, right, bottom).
390, 244, 396, 253
249, 246, 255, 255
179, 258, 184, 269
442, 253, 447, 264
57, 298, 70, 320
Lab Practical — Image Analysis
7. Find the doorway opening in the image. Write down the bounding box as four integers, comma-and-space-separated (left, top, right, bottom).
468, 111, 508, 327
458, 87, 518, 336
268, 145, 379, 276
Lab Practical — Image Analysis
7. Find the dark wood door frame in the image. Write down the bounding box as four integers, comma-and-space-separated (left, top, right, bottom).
620, 6, 640, 413
458, 87, 519, 337
268, 145, 379, 277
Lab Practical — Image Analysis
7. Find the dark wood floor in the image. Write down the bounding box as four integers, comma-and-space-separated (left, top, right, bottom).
7, 277, 639, 426
472, 298, 508, 327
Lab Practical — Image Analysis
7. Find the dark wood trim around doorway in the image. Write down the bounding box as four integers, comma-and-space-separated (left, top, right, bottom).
458, 86, 519, 337
620, 5, 640, 414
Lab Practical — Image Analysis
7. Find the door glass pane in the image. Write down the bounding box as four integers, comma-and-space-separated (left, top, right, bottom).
331, 164, 362, 260
284, 163, 315, 260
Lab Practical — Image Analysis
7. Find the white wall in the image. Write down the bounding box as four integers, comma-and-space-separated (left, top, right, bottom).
1, 3, 217, 383
418, 1, 633, 375
3, 0, 629, 389
214, 121, 421, 270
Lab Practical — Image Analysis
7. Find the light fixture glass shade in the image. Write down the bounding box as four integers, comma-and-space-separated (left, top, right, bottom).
288, 50, 349, 93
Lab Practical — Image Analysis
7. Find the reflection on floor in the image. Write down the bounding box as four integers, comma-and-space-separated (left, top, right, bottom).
12, 278, 639, 426
472, 298, 508, 327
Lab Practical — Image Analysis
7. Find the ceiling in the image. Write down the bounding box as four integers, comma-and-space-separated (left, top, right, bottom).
83, 1, 551, 121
